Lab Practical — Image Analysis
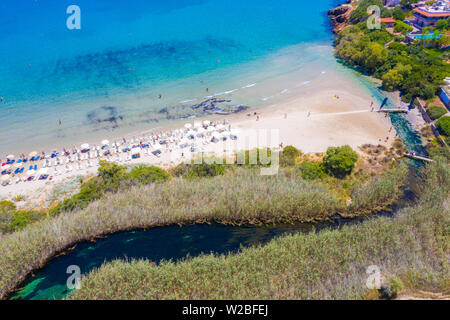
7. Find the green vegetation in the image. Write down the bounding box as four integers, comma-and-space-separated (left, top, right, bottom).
335, 16, 450, 102
172, 160, 226, 179
393, 20, 413, 35
68, 159, 449, 300
0, 201, 43, 234
296, 161, 327, 180
280, 145, 301, 167
323, 145, 359, 178
392, 7, 405, 21
436, 116, 450, 137
427, 105, 448, 120
51, 161, 171, 214
0, 156, 410, 299
349, 0, 392, 24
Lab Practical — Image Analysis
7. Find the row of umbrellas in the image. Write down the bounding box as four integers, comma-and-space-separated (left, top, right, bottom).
5, 151, 38, 160
4, 121, 228, 162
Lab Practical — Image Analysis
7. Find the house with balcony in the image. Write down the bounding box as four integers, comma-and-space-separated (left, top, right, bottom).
412, 1, 450, 29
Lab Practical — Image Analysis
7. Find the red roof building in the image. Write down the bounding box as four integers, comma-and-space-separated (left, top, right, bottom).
380, 17, 396, 27
413, 6, 450, 28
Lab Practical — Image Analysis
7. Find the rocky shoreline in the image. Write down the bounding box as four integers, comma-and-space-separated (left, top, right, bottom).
328, 1, 354, 33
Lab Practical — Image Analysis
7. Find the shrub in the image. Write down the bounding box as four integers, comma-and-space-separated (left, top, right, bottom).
237, 148, 275, 167
0, 201, 43, 233
380, 276, 404, 299
297, 162, 328, 180
427, 106, 447, 120
393, 20, 413, 35
129, 165, 171, 185
436, 116, 450, 136
53, 162, 171, 214
323, 146, 359, 178
280, 146, 301, 167
184, 163, 225, 179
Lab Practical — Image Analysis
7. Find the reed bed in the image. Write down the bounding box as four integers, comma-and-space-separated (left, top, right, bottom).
69, 160, 449, 300
0, 165, 408, 299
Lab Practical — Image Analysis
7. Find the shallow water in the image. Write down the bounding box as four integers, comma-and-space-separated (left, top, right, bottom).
0, 0, 343, 153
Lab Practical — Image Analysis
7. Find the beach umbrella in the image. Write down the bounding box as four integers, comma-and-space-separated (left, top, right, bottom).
29, 151, 38, 157
184, 123, 192, 129
197, 127, 206, 133
207, 126, 215, 131
26, 169, 35, 176
6, 154, 14, 159
194, 121, 202, 128
81, 143, 89, 149
14, 163, 23, 168
38, 168, 49, 174
216, 124, 225, 130
203, 120, 210, 126
131, 147, 141, 155
1, 175, 10, 181
101, 140, 110, 146
2, 165, 10, 170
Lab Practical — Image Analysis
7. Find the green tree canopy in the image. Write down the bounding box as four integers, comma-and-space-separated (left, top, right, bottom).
323, 146, 359, 178
436, 116, 450, 137
382, 69, 404, 91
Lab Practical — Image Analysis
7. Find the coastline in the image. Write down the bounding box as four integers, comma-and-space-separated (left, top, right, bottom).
0, 64, 397, 202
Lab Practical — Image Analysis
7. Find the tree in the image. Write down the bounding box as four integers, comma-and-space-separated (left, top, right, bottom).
394, 20, 413, 34
280, 145, 301, 167
363, 43, 388, 73
435, 19, 448, 31
323, 146, 359, 178
392, 7, 405, 21
382, 69, 403, 91
436, 116, 450, 137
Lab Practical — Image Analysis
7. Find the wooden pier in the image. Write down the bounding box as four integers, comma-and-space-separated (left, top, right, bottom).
377, 108, 408, 113
403, 153, 434, 163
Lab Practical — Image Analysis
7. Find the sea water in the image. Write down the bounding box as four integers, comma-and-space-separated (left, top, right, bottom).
0, 0, 343, 153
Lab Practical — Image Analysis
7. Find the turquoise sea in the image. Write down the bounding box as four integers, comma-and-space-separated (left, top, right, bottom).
0, 0, 342, 153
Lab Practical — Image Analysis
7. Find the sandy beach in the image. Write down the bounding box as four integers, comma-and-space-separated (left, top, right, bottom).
0, 58, 399, 207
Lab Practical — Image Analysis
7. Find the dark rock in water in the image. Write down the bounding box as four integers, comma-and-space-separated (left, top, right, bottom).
327, 4, 353, 33
87, 106, 124, 130
190, 98, 232, 111
134, 98, 249, 125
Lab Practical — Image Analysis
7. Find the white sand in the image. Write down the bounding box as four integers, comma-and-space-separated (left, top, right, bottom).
0, 65, 397, 202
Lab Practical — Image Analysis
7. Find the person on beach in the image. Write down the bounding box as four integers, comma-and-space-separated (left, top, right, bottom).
206, 88, 209, 92
284, 113, 287, 119
256, 115, 260, 121
58, 119, 62, 126
158, 94, 162, 99
307, 111, 311, 117
0, 97, 3, 102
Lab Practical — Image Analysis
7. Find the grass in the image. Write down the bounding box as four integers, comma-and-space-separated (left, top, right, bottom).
68, 159, 449, 300
0, 162, 408, 300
